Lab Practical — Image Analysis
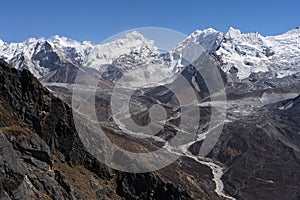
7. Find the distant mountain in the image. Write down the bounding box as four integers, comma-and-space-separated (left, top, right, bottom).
218, 27, 300, 79
1, 27, 299, 86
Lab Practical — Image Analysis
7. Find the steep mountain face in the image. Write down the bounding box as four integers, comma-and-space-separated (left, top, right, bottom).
170, 28, 224, 72
83, 32, 159, 71
217, 27, 300, 81
102, 45, 173, 87
49, 35, 93, 64
0, 37, 89, 79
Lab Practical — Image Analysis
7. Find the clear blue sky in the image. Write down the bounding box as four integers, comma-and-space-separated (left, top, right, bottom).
1, 0, 299, 43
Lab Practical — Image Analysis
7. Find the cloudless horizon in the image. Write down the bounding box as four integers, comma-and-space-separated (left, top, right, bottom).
1, 0, 299, 43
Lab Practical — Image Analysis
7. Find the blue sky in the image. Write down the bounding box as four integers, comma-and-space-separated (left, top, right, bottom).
0, 0, 299, 43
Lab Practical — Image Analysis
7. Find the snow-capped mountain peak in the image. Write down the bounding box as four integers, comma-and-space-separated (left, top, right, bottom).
49, 35, 93, 50
225, 27, 263, 42
269, 27, 300, 40
120, 31, 148, 41
226, 27, 242, 37
51, 35, 79, 47
181, 28, 224, 53
47, 35, 94, 63
82, 31, 157, 71
216, 27, 300, 79
168, 28, 224, 72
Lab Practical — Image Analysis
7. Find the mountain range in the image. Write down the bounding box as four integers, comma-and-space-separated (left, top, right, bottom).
1, 27, 300, 87
0, 27, 300, 200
